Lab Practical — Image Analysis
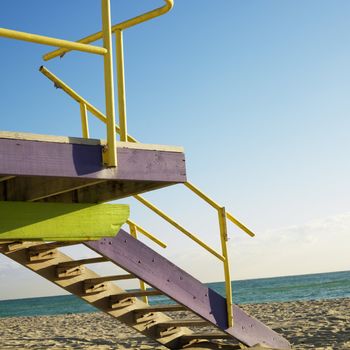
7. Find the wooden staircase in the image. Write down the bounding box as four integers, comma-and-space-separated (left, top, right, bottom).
0, 230, 291, 350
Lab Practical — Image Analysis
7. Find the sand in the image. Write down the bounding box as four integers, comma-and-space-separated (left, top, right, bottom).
0, 298, 349, 349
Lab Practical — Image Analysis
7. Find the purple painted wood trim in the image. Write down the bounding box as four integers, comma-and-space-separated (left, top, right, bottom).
0, 139, 186, 182
86, 230, 291, 349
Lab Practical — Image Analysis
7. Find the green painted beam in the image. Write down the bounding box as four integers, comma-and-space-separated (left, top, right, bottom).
0, 201, 129, 241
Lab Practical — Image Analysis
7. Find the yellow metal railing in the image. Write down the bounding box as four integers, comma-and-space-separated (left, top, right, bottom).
0, 0, 173, 166
39, 66, 255, 327
1, 0, 254, 327
42, 0, 174, 61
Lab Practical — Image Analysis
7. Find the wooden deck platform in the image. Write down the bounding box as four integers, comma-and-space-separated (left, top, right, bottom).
0, 131, 186, 203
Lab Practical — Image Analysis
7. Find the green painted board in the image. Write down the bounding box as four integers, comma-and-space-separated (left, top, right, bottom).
0, 201, 129, 241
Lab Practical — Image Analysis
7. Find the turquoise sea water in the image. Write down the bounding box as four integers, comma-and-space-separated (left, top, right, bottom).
0, 270, 349, 318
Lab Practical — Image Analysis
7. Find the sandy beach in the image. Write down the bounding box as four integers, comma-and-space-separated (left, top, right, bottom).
0, 298, 349, 349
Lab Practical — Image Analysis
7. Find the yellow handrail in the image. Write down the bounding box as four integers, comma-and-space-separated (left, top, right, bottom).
0, 28, 107, 56
184, 182, 255, 237
43, 0, 174, 61
40, 67, 253, 328
127, 219, 167, 249
1, 1, 173, 167
2, 0, 241, 328
39, 66, 138, 143
42, 65, 253, 242
133, 195, 225, 261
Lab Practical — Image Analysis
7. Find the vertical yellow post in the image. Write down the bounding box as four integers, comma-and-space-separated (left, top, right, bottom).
218, 206, 234, 328
80, 102, 90, 138
101, 0, 117, 166
115, 30, 128, 142
129, 223, 149, 304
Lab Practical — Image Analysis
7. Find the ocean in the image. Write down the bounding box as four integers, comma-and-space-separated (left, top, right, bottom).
0, 270, 349, 318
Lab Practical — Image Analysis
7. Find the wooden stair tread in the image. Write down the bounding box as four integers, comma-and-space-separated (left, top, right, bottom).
134, 304, 187, 313
57, 257, 107, 267
84, 274, 135, 284
29, 241, 81, 250
158, 319, 208, 327
181, 332, 232, 340
111, 289, 162, 299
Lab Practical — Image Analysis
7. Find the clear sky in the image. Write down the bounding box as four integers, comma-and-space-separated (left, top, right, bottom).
0, 0, 349, 300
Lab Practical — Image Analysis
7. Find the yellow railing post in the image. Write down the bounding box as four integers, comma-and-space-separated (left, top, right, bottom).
116, 30, 128, 142
101, 0, 117, 167
128, 222, 149, 304
79, 102, 89, 138
218, 206, 234, 328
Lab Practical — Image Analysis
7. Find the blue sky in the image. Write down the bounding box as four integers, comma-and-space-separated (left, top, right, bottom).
0, 0, 350, 299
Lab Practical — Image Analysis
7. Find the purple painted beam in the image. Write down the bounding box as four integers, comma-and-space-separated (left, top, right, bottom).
0, 139, 186, 182
86, 230, 291, 349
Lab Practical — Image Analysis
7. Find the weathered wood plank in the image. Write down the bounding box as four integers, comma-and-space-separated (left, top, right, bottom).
38, 180, 173, 203
180, 332, 232, 341
0, 131, 184, 152
0, 176, 15, 183
158, 319, 208, 328
134, 304, 186, 313
0, 138, 186, 182
111, 289, 163, 300
85, 274, 136, 284
4, 176, 104, 201
0, 201, 129, 241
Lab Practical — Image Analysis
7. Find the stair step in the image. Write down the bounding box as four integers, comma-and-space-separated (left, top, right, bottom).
57, 257, 107, 267
84, 274, 137, 294
56, 257, 107, 278
111, 289, 162, 300
135, 304, 187, 313
181, 332, 232, 341
4, 241, 33, 252
85, 274, 135, 284
0, 240, 16, 244
28, 242, 82, 261
30, 241, 80, 250
28, 248, 58, 261
157, 319, 208, 328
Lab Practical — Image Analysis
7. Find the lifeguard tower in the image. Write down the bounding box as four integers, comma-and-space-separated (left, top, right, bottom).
0, 1, 291, 349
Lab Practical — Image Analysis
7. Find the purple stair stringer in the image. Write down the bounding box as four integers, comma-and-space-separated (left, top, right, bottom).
86, 230, 291, 349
